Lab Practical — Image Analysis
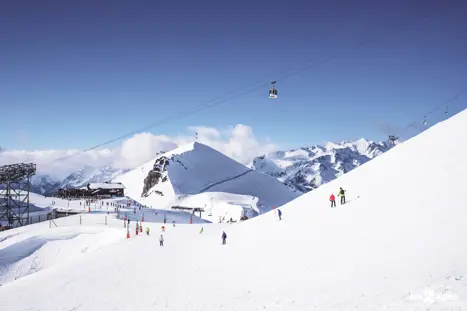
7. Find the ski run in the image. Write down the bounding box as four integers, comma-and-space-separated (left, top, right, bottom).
1, 109, 467, 310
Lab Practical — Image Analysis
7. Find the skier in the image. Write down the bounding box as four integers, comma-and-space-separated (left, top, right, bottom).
200, 227, 204, 234
277, 209, 282, 220
159, 234, 164, 246
172, 220, 176, 227
330, 194, 336, 208
161, 226, 165, 232
221, 231, 227, 245
338, 187, 346, 205
146, 227, 150, 235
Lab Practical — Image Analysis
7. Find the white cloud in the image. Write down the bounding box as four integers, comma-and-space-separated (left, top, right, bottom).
187, 126, 221, 139
187, 124, 276, 165
0, 124, 277, 180
114, 133, 178, 169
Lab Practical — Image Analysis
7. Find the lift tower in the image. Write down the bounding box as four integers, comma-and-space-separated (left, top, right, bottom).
0, 163, 36, 229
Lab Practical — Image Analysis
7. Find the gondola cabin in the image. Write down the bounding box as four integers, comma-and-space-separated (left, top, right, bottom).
269, 81, 278, 98
269, 87, 278, 98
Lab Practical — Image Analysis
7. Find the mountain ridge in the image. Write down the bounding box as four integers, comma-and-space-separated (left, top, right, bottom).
252, 138, 395, 192
28, 138, 395, 197
112, 142, 300, 221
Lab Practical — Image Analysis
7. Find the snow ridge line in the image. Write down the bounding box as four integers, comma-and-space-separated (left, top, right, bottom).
197, 170, 254, 193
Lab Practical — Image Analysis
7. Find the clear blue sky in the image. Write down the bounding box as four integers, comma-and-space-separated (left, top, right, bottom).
1, 0, 466, 150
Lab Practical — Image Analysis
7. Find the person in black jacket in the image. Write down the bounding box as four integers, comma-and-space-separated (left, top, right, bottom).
221, 231, 227, 245
338, 187, 346, 205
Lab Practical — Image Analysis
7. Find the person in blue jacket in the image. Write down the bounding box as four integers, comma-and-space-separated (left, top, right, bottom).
278, 209, 282, 220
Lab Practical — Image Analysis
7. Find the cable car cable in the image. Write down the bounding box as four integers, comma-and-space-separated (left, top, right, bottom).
34, 4, 464, 171
398, 88, 467, 138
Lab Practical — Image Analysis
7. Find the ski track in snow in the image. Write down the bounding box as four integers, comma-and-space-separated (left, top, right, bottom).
198, 169, 253, 193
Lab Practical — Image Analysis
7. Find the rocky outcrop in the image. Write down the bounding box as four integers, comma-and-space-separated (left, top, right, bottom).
142, 157, 170, 197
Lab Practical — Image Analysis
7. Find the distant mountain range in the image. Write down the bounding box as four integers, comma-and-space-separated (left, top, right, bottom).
29, 138, 395, 201
31, 166, 128, 195
251, 138, 394, 193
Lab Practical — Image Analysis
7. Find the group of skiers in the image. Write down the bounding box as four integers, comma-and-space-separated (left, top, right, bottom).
141, 222, 227, 247
144, 226, 164, 246
125, 187, 348, 248
329, 187, 346, 208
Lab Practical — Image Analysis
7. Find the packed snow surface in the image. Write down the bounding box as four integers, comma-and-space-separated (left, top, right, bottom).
0, 195, 207, 285
1, 109, 467, 310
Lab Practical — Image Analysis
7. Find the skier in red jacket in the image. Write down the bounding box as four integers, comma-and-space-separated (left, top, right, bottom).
330, 194, 336, 208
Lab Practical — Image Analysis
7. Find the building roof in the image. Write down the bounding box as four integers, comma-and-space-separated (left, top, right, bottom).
81, 183, 125, 190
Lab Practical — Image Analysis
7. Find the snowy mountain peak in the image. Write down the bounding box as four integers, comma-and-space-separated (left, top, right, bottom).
252, 138, 393, 193
113, 142, 300, 221
30, 174, 61, 195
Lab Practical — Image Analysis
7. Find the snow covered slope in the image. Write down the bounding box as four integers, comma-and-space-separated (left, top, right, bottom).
252, 138, 393, 192
1, 109, 467, 310
113, 142, 300, 220
0, 193, 208, 285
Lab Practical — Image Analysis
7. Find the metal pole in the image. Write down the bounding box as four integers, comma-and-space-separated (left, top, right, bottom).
80, 215, 82, 225
105, 215, 107, 225
26, 174, 31, 225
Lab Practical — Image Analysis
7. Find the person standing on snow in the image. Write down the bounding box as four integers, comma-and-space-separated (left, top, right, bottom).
200, 227, 204, 234
277, 209, 282, 220
338, 187, 346, 205
172, 220, 176, 227
159, 235, 164, 246
221, 231, 227, 245
330, 194, 336, 208
146, 227, 150, 235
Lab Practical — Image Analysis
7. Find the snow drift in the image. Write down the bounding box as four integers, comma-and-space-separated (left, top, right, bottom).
113, 142, 300, 220
0, 227, 120, 285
